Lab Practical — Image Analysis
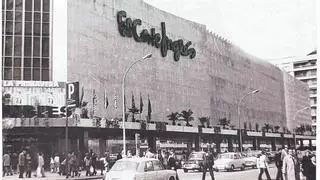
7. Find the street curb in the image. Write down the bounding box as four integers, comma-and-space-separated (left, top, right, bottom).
67, 176, 104, 180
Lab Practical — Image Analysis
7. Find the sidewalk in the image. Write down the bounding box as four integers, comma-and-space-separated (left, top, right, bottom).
2, 171, 104, 180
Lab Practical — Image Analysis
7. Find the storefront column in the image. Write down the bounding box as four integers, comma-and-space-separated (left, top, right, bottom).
257, 138, 261, 150
309, 140, 312, 149
271, 138, 276, 151
252, 138, 257, 150
214, 138, 221, 153
99, 139, 106, 156
299, 139, 304, 149
227, 137, 233, 152
147, 136, 156, 152
195, 135, 200, 151
287, 139, 291, 148
83, 131, 89, 153
281, 137, 285, 148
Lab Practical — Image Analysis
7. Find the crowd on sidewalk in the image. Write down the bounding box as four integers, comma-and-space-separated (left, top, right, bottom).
256, 147, 316, 180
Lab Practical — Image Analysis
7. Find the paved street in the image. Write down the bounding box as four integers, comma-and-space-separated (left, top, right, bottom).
178, 166, 277, 180
2, 166, 278, 180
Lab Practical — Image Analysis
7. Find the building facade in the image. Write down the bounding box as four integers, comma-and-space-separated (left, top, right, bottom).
270, 52, 317, 125
2, 0, 314, 158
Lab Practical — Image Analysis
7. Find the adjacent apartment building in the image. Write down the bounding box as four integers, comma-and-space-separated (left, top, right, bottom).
270, 51, 317, 125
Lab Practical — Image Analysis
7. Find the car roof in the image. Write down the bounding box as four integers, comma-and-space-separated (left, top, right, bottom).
117, 157, 158, 163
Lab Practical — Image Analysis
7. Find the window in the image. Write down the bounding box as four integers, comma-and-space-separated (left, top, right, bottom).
23, 58, 32, 67
15, 0, 23, 10
5, 36, 13, 56
6, 0, 14, 10
4, 67, 12, 80
32, 68, 40, 80
33, 37, 40, 57
43, 13, 50, 22
42, 58, 49, 68
33, 23, 41, 36
43, 0, 50, 12
15, 22, 22, 35
24, 37, 32, 56
34, 12, 41, 22
25, 0, 33, 11
6, 11, 13, 20
4, 57, 12, 67
23, 68, 32, 80
25, 22, 32, 35
34, 0, 41, 11
6, 21, 14, 35
14, 36, 22, 56
42, 23, 49, 36
41, 69, 49, 81
144, 161, 154, 172
13, 67, 21, 80
25, 12, 32, 21
33, 58, 40, 67
14, 58, 21, 67
15, 11, 23, 21
42, 37, 49, 56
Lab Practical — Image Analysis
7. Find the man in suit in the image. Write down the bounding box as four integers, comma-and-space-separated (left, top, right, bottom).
18, 149, 26, 178
202, 149, 215, 180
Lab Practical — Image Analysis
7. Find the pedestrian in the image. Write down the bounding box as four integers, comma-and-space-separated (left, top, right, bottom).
25, 153, 32, 178
308, 155, 316, 180
275, 148, 284, 180
11, 152, 18, 174
3, 151, 12, 176
116, 152, 122, 160
37, 152, 46, 178
281, 147, 288, 161
167, 150, 177, 171
67, 152, 76, 178
91, 152, 97, 176
301, 150, 313, 180
50, 155, 55, 173
202, 149, 215, 180
282, 149, 299, 180
127, 150, 133, 158
84, 153, 91, 176
18, 149, 26, 178
54, 154, 60, 173
257, 150, 271, 180
156, 150, 164, 165
145, 148, 155, 158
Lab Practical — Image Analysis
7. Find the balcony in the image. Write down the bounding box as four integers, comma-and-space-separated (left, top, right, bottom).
310, 94, 317, 98
293, 66, 317, 72
296, 75, 317, 80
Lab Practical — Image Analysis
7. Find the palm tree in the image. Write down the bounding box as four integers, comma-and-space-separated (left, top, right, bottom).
255, 123, 260, 132
199, 117, 210, 128
128, 107, 139, 122
243, 122, 247, 130
167, 112, 180, 125
263, 123, 272, 132
274, 125, 280, 133
218, 118, 230, 129
179, 109, 194, 126
249, 122, 252, 131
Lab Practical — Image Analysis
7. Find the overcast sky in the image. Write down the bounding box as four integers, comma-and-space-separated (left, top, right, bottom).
144, 0, 317, 60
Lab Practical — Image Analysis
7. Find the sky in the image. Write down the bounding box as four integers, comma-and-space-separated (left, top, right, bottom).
144, 0, 317, 60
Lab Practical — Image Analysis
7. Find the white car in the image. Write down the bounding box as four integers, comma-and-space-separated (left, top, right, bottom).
213, 153, 246, 171
104, 157, 178, 180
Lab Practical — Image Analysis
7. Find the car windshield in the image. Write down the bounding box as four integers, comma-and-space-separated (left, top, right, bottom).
110, 161, 139, 171
188, 153, 204, 160
218, 154, 233, 159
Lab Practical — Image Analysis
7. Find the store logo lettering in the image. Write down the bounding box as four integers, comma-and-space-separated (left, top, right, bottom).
117, 10, 196, 61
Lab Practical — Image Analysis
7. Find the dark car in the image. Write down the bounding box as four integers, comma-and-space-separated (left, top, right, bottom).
182, 151, 206, 172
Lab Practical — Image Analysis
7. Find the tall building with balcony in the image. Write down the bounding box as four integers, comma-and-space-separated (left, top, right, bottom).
270, 51, 317, 125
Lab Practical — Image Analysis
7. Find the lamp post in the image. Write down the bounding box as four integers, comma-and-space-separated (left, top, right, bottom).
293, 106, 310, 152
238, 89, 259, 153
122, 53, 152, 157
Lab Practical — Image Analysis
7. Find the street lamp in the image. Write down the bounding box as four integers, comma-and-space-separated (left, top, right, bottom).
293, 106, 310, 152
122, 53, 152, 157
238, 89, 259, 153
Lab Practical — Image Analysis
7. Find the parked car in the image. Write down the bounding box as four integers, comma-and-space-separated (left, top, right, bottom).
182, 151, 206, 172
242, 151, 260, 169
104, 158, 178, 180
213, 152, 246, 172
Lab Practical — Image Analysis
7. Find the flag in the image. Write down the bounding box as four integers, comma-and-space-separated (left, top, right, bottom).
114, 95, 118, 109
80, 86, 84, 106
104, 90, 109, 109
139, 92, 143, 113
147, 94, 152, 122
131, 92, 136, 109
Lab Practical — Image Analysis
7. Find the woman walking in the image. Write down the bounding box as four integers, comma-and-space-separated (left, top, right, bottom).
257, 150, 271, 180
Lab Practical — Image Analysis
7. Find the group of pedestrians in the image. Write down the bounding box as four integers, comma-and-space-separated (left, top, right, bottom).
273, 147, 316, 180
3, 148, 45, 178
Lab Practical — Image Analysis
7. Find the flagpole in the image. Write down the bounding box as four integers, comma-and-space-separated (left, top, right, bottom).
65, 83, 69, 175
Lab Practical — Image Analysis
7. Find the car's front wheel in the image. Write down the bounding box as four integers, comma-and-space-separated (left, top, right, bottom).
183, 169, 188, 173
230, 165, 235, 171
169, 176, 175, 180
241, 164, 245, 171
